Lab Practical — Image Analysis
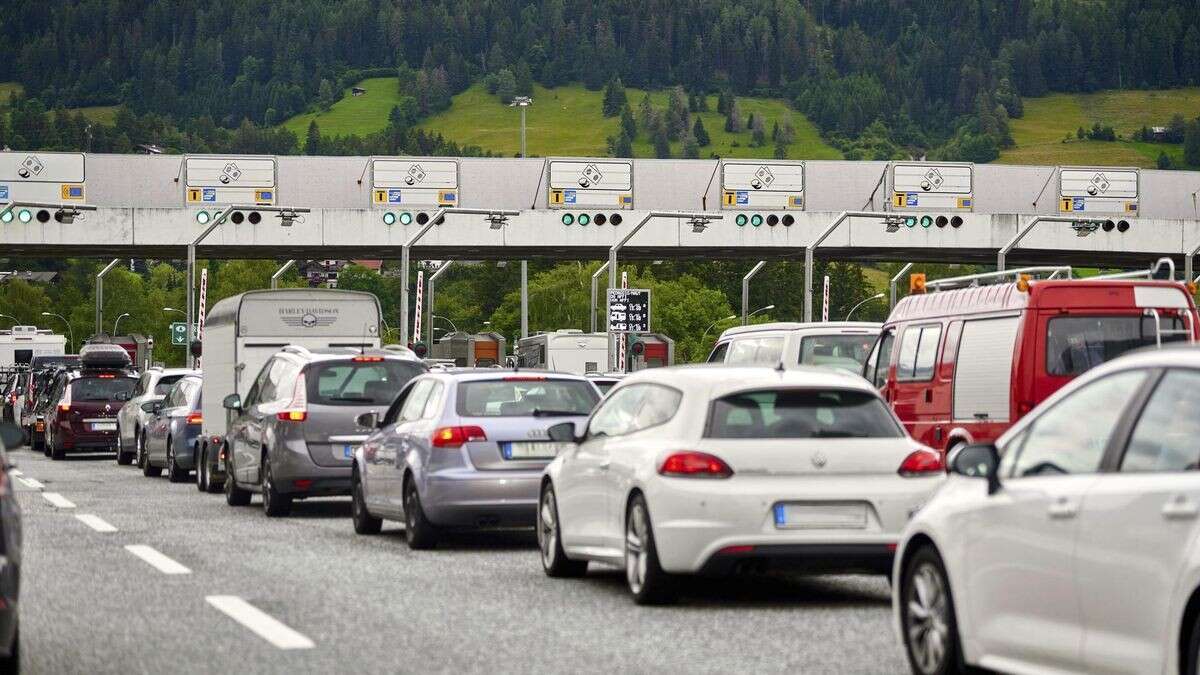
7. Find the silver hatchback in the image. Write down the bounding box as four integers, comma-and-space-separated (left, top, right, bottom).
350, 370, 600, 548
221, 347, 426, 517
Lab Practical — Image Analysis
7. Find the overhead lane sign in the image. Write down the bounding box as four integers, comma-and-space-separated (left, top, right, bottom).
184, 156, 277, 206
0, 151, 86, 203
890, 162, 974, 211
371, 158, 459, 208
1059, 166, 1139, 214
720, 161, 805, 210
548, 159, 633, 209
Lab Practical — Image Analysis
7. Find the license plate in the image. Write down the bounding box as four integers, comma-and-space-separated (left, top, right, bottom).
342, 444, 357, 459
91, 422, 117, 432
501, 441, 569, 460
774, 503, 867, 529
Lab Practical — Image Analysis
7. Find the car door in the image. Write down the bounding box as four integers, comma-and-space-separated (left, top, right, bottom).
149, 385, 182, 463
121, 373, 149, 448
863, 327, 896, 400
361, 384, 415, 514
963, 368, 1151, 671
558, 384, 647, 550
1076, 367, 1200, 673
233, 359, 276, 483
384, 379, 434, 509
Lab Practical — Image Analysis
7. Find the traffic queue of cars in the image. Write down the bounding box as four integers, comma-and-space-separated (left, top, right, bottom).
7, 269, 1200, 674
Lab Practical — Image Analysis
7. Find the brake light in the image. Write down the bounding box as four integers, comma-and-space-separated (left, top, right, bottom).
275, 372, 308, 422
186, 412, 203, 425
659, 451, 734, 478
97, 374, 115, 379
58, 403, 69, 412
34, 421, 43, 432
718, 545, 755, 555
898, 449, 944, 477
431, 426, 487, 448
352, 356, 383, 362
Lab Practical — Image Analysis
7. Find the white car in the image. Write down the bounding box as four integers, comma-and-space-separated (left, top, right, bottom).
894, 346, 1200, 675
116, 367, 197, 466
539, 364, 944, 604
708, 322, 881, 374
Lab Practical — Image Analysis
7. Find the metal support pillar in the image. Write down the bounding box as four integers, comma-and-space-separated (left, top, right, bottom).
741, 261, 766, 325
95, 258, 120, 336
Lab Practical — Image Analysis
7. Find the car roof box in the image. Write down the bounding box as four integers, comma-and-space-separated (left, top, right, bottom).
79, 343, 132, 369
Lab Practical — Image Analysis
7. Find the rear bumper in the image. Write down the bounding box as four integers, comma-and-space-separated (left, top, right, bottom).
697, 543, 894, 576
57, 431, 119, 450
171, 429, 202, 469
422, 469, 542, 528
271, 443, 352, 497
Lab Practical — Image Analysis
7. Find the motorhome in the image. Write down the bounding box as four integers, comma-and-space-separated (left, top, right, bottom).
865, 266, 1199, 454
199, 289, 382, 454
708, 322, 881, 374
0, 326, 65, 368
516, 330, 675, 374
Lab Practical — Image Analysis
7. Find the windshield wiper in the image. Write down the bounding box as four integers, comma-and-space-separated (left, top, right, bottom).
531, 409, 583, 417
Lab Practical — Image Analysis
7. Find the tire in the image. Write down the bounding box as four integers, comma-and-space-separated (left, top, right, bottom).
261, 455, 292, 517
141, 434, 162, 477
0, 623, 19, 675
1186, 610, 1200, 675
116, 427, 134, 465
135, 432, 147, 470
403, 476, 438, 550
166, 442, 188, 483
351, 469, 382, 535
538, 483, 587, 578
224, 471, 251, 507
625, 494, 675, 605
196, 445, 207, 492
900, 546, 967, 675
48, 430, 64, 461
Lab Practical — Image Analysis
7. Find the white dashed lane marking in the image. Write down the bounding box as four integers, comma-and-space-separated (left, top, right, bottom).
206, 596, 315, 650
41, 492, 75, 508
17, 477, 43, 490
124, 545, 191, 575
75, 514, 117, 533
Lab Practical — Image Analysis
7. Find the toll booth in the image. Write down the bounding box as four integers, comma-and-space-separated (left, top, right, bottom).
430, 331, 507, 367
627, 333, 675, 371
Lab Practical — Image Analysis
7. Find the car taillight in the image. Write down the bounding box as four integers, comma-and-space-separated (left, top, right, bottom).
352, 356, 383, 362
187, 412, 202, 425
275, 372, 308, 422
431, 426, 487, 448
58, 403, 69, 412
898, 449, 944, 477
659, 451, 734, 478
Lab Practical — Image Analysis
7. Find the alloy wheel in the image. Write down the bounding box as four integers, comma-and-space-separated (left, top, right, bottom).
625, 502, 649, 595
538, 490, 558, 569
905, 561, 951, 674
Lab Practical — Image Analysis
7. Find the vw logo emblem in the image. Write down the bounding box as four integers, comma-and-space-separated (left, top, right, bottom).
811, 451, 827, 469
301, 313, 317, 328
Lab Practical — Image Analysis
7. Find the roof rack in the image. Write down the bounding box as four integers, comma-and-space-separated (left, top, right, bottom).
280, 345, 312, 356
1089, 257, 1175, 281
924, 266, 1073, 292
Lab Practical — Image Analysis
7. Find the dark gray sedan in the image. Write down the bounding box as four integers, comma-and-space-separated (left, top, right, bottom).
351, 370, 600, 549
140, 375, 203, 483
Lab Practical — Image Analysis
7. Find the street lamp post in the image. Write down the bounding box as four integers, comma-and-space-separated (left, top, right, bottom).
510, 96, 533, 158
741, 261, 767, 325
431, 315, 458, 334
95, 258, 121, 336
700, 314, 737, 347
41, 312, 74, 352
748, 304, 776, 320
845, 293, 885, 321
0, 314, 16, 327
427, 261, 455, 346
162, 307, 185, 317
112, 312, 130, 336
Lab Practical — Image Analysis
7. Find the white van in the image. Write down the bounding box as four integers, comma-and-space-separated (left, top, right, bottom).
516, 330, 609, 374
707, 322, 881, 374
0, 326, 65, 368
200, 289, 382, 449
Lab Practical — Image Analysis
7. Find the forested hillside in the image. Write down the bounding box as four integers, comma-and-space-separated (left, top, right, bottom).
2, 0, 1199, 160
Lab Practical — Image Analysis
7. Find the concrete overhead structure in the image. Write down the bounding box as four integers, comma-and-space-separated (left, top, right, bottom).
0, 152, 1198, 269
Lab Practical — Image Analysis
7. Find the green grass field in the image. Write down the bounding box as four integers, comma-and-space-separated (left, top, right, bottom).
0, 81, 118, 126
280, 78, 840, 159
1001, 89, 1200, 168
0, 82, 23, 104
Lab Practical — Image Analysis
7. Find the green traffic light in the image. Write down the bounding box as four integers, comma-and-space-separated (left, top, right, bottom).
0, 211, 12, 224
578, 213, 590, 226
382, 212, 397, 225
399, 212, 413, 225
920, 215, 933, 228
750, 214, 763, 227
561, 213, 574, 225
17, 210, 31, 223
904, 216, 917, 228
736, 214, 748, 226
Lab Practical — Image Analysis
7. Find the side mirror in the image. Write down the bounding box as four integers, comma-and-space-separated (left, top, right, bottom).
141, 401, 159, 413
356, 411, 379, 429
951, 443, 1001, 495
222, 393, 242, 411
0, 422, 21, 450
547, 421, 580, 444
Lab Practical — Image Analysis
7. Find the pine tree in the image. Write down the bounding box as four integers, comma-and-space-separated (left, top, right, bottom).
692, 116, 710, 147
751, 115, 766, 146
667, 86, 689, 140
653, 125, 672, 158
637, 93, 654, 130
746, 112, 756, 131
716, 90, 730, 115
305, 120, 322, 155
609, 130, 634, 158
771, 120, 781, 142
620, 104, 637, 140
1185, 118, 1200, 167
725, 101, 742, 133
774, 139, 788, 159
681, 127, 699, 158
602, 77, 627, 117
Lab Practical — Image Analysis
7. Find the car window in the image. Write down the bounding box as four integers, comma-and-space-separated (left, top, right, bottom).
706, 388, 902, 439
246, 360, 273, 406
1121, 369, 1200, 472
70, 376, 137, 402
631, 385, 682, 430
153, 374, 186, 396
398, 379, 434, 422
588, 385, 649, 438
456, 378, 599, 417
307, 360, 424, 406
727, 337, 784, 365
270, 360, 301, 404
163, 384, 183, 408
1007, 370, 1148, 478
421, 382, 445, 419
1046, 316, 1189, 376
799, 334, 877, 373
864, 329, 895, 389
897, 324, 940, 382
382, 382, 415, 426
707, 342, 729, 363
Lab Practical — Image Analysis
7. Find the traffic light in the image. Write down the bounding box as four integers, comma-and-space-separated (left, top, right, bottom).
909, 273, 927, 294
411, 341, 428, 358
733, 214, 793, 227
558, 213, 623, 226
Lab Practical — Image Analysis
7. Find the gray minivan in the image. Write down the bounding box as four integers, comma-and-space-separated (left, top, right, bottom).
221, 347, 426, 516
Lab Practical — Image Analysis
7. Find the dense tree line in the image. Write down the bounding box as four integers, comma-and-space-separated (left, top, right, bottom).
3, 0, 1200, 159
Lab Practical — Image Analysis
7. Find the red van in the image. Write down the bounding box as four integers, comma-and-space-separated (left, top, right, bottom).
864, 272, 1199, 454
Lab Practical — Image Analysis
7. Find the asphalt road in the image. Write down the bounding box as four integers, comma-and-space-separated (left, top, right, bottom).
11, 446, 908, 674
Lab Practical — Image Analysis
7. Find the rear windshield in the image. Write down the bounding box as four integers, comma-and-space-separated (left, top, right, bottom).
70, 376, 137, 401
457, 379, 600, 417
306, 360, 425, 406
153, 374, 187, 396
593, 380, 618, 394
799, 335, 877, 373
1046, 316, 1189, 376
706, 389, 903, 439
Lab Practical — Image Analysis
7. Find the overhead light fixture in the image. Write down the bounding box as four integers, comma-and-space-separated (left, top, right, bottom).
689, 216, 714, 234
277, 210, 300, 227
486, 213, 509, 230
884, 215, 903, 233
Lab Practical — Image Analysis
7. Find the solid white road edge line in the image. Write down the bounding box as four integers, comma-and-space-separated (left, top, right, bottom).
124, 545, 191, 575
75, 514, 117, 533
41, 492, 75, 508
205, 596, 315, 650
17, 477, 43, 490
